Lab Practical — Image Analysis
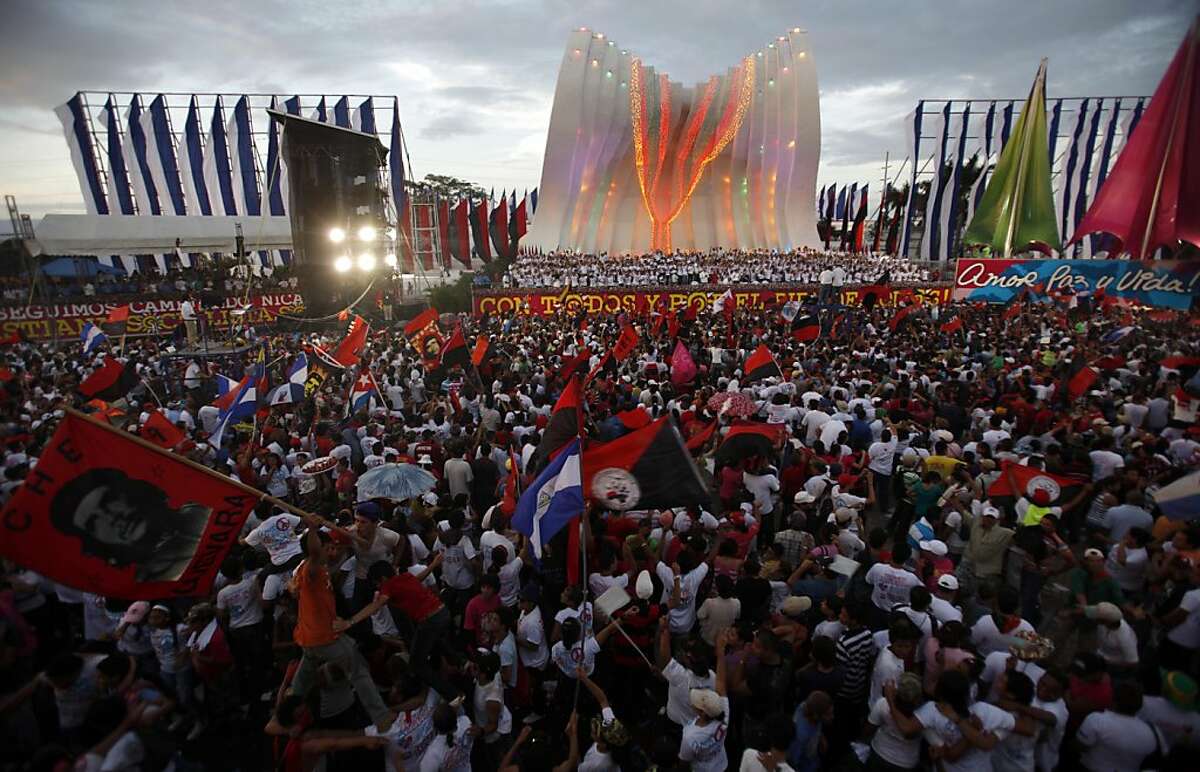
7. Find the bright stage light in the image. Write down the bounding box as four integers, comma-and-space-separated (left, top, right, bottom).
328, 227, 346, 243
357, 252, 376, 271
334, 255, 352, 272
384, 253, 397, 267
357, 225, 377, 242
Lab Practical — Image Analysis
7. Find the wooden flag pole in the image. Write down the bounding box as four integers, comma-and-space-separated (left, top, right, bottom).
63, 408, 344, 534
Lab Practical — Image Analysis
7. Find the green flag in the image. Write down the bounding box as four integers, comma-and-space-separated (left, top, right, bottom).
963, 59, 1061, 255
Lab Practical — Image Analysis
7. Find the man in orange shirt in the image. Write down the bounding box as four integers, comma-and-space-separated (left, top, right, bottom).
287, 517, 393, 732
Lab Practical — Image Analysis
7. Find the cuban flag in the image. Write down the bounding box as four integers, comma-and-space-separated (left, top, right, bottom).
347, 370, 382, 415
1154, 470, 1200, 521
268, 353, 308, 406
214, 373, 237, 399
512, 439, 583, 558
210, 376, 258, 448
1102, 326, 1135, 344
81, 322, 107, 354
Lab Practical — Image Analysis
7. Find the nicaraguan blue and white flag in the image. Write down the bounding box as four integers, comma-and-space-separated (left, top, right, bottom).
269, 353, 308, 406
1102, 326, 1135, 344
1154, 470, 1200, 521
81, 322, 107, 354
512, 439, 583, 557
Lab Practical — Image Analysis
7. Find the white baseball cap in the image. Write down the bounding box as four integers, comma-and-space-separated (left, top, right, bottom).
919, 540, 949, 557
936, 574, 959, 591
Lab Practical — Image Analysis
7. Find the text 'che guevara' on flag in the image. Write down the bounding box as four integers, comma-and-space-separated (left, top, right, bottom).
404, 308, 445, 370
0, 412, 260, 599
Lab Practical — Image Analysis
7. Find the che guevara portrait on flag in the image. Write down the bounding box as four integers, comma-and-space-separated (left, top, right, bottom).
49, 467, 212, 583
0, 413, 259, 599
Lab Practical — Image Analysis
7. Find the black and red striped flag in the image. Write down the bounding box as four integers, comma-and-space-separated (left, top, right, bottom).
441, 323, 469, 369
744, 344, 782, 382
792, 314, 820, 342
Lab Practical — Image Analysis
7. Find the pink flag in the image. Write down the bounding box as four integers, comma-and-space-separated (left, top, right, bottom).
670, 340, 697, 387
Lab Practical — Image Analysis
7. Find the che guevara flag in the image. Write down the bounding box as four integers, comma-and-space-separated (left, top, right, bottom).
405, 308, 445, 370
0, 412, 260, 599
583, 417, 709, 512
744, 343, 782, 382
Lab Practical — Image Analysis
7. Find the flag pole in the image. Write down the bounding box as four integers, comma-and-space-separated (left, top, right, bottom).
61, 408, 344, 533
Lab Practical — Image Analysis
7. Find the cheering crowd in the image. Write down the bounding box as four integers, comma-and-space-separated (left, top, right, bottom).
501, 251, 936, 289
0, 277, 1199, 772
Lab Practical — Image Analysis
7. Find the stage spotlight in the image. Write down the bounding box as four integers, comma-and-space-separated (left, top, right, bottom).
357, 225, 377, 242
334, 255, 352, 272
328, 227, 346, 243
384, 253, 397, 267
357, 252, 376, 271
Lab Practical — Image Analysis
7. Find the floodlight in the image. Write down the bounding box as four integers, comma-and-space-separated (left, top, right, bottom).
328, 227, 346, 243
357, 252, 376, 271
334, 255, 352, 272
357, 225, 377, 242
384, 253, 398, 267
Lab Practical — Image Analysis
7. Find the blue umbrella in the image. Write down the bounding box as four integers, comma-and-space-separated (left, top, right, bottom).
356, 463, 437, 503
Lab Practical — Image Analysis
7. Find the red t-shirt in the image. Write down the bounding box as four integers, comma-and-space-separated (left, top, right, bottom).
463, 593, 501, 643
380, 573, 442, 622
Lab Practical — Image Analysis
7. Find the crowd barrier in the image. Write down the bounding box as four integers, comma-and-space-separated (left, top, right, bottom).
471, 283, 953, 317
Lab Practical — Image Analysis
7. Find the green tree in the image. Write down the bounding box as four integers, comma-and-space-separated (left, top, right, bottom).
405, 175, 487, 202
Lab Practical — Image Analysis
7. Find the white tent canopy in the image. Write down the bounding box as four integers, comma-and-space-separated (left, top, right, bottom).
30, 214, 293, 256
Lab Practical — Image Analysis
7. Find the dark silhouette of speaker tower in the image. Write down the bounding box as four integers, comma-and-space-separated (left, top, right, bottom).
267, 111, 389, 318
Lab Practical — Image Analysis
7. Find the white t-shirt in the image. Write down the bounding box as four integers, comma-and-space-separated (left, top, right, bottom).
679, 697, 731, 772
244, 514, 303, 565
868, 438, 898, 475
869, 647, 906, 707
551, 636, 602, 677
472, 674, 512, 742
216, 574, 263, 629
1105, 545, 1148, 592
1138, 695, 1200, 752
373, 689, 439, 772
1077, 710, 1160, 771
929, 596, 964, 624
1034, 697, 1069, 772
1096, 620, 1138, 666
656, 561, 709, 634
865, 563, 922, 611
971, 615, 1034, 657
1089, 449, 1126, 481
662, 659, 717, 726
917, 701, 1015, 772
498, 557, 523, 607
980, 651, 1045, 701
1166, 587, 1200, 649
868, 696, 921, 769
418, 714, 473, 772
517, 607, 549, 669
436, 535, 478, 590
479, 530, 515, 571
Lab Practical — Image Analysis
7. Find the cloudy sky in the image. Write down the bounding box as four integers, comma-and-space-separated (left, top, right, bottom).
0, 0, 1191, 223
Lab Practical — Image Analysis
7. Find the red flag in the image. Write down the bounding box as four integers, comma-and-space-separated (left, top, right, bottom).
331, 315, 369, 367
685, 420, 717, 450
499, 449, 521, 516
1002, 302, 1023, 322
667, 310, 680, 340
560, 349, 592, 381
0, 412, 259, 599
440, 323, 469, 369
470, 335, 490, 367
617, 407, 652, 430
78, 358, 138, 402
528, 376, 583, 474
743, 344, 782, 382
139, 411, 186, 450
105, 305, 131, 324
940, 316, 964, 334
0, 332, 22, 346
583, 418, 709, 511
613, 324, 639, 361
987, 460, 1087, 512
670, 340, 697, 387
1067, 365, 1100, 400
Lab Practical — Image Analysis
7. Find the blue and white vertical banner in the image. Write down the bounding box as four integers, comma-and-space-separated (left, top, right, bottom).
354, 97, 376, 134
229, 96, 260, 217
266, 96, 289, 217
1071, 99, 1105, 258
919, 103, 949, 261
180, 96, 212, 216
125, 95, 161, 216
901, 102, 924, 257
143, 95, 186, 216
205, 97, 238, 216
1056, 98, 1091, 253
311, 97, 327, 123
103, 95, 135, 215
965, 101, 998, 227
940, 103, 971, 260
333, 96, 351, 128
55, 93, 109, 215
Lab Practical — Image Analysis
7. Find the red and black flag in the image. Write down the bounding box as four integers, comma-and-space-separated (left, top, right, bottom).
1065, 363, 1100, 401
470, 198, 491, 262
440, 323, 469, 370
583, 417, 709, 511
448, 200, 472, 268
889, 303, 919, 333
884, 209, 902, 254
714, 421, 787, 465
105, 304, 131, 337
613, 324, 640, 361
509, 194, 528, 253
744, 343, 782, 382
584, 351, 617, 385
78, 358, 138, 402
489, 191, 511, 260
470, 334, 491, 368
987, 460, 1086, 514
329, 314, 369, 368
0, 411, 260, 599
560, 349, 592, 381
792, 314, 820, 342
852, 188, 869, 253
684, 420, 718, 451
139, 411, 189, 451
529, 376, 583, 474
436, 197, 453, 270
